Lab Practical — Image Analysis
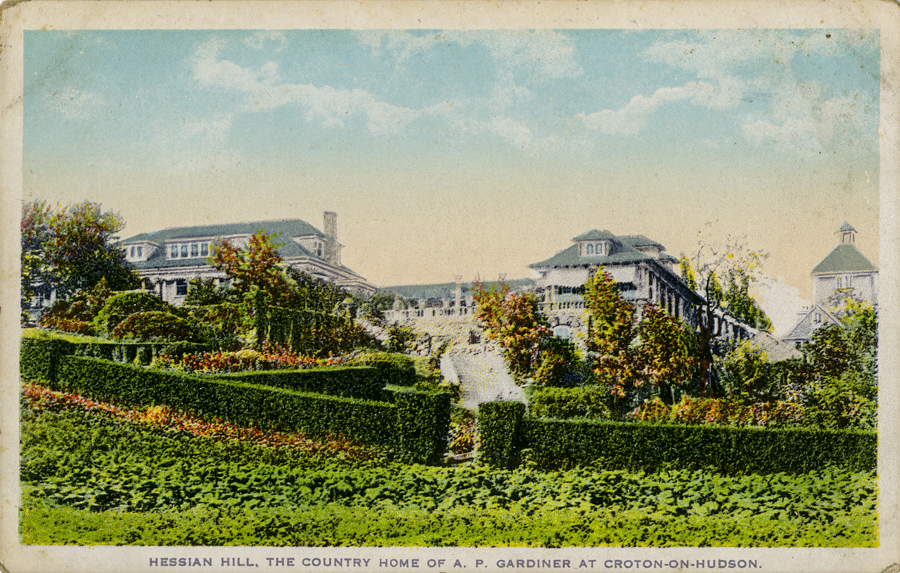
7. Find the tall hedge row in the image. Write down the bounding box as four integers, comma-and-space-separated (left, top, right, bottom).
476, 401, 525, 469
475, 407, 877, 473
215, 367, 384, 401
56, 355, 399, 447
20, 337, 209, 382
394, 390, 452, 464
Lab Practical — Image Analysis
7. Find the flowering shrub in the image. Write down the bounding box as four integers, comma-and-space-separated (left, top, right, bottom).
37, 317, 94, 335
112, 311, 195, 342
448, 407, 476, 455
21, 383, 385, 462
158, 343, 348, 373
94, 291, 175, 335
630, 396, 806, 428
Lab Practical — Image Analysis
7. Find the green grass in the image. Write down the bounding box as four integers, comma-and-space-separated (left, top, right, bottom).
19, 402, 878, 547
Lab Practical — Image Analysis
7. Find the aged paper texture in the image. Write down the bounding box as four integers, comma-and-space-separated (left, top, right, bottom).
1, 1, 899, 572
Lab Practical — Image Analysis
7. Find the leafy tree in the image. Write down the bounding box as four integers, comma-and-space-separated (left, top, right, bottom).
209, 231, 293, 303
584, 268, 698, 412
583, 268, 640, 399
805, 296, 877, 383
472, 280, 552, 384
21, 200, 138, 310
679, 236, 771, 393
38, 277, 114, 334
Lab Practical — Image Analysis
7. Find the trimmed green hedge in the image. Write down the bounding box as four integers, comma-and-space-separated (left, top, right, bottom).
505, 416, 877, 474
347, 352, 418, 387
530, 385, 612, 420
394, 389, 452, 464
20, 336, 208, 379
476, 401, 525, 469
56, 355, 398, 447
215, 366, 384, 400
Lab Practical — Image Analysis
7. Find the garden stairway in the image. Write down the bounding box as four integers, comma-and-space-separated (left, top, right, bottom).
445, 347, 526, 411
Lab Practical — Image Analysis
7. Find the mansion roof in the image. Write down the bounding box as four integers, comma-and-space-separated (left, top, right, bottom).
120, 218, 356, 273
530, 231, 677, 269
811, 244, 877, 274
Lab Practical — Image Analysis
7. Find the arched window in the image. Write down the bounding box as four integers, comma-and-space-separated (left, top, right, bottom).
586, 244, 594, 255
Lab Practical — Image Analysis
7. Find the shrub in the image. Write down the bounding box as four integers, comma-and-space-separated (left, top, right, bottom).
449, 406, 476, 455
476, 401, 525, 469
112, 311, 195, 342
215, 366, 384, 401
511, 417, 876, 473
347, 352, 417, 387
393, 389, 452, 464
530, 385, 612, 420
94, 292, 174, 335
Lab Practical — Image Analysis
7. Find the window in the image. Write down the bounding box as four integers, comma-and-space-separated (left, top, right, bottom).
137, 246, 142, 258
201, 243, 209, 257
191, 243, 199, 257
595, 242, 603, 255
316, 242, 323, 258
176, 279, 188, 296
586, 243, 594, 255
836, 277, 842, 288
180, 244, 188, 257
553, 326, 571, 339
170, 245, 178, 258
130, 246, 135, 258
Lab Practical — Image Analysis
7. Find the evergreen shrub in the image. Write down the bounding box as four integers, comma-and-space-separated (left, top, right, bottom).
476, 401, 525, 469
347, 352, 417, 387
215, 366, 384, 400
112, 311, 195, 342
94, 292, 174, 335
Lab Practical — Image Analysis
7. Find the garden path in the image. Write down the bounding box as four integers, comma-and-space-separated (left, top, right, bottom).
445, 346, 526, 411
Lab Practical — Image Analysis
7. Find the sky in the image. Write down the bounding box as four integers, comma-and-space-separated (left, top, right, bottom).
23, 29, 881, 334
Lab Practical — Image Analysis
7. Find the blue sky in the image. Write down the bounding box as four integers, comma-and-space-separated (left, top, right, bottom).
24, 29, 881, 332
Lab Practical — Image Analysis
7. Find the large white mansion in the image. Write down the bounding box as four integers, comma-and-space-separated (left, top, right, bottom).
119, 212, 376, 304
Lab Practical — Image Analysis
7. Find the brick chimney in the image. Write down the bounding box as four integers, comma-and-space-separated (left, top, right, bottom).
323, 211, 341, 266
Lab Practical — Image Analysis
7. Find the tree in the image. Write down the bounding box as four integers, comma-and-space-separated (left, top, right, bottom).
21, 200, 138, 310
472, 280, 553, 384
209, 230, 293, 303
679, 235, 771, 393
583, 268, 698, 411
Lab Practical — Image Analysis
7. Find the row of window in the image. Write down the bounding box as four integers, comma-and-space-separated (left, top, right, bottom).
585, 242, 611, 256
169, 242, 212, 260
129, 246, 143, 258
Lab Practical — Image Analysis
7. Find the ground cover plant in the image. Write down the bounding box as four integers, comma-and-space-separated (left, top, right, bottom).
20, 385, 877, 547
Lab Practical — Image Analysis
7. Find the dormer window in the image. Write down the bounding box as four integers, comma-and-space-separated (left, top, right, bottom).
316, 242, 323, 258
168, 241, 214, 260
586, 244, 594, 255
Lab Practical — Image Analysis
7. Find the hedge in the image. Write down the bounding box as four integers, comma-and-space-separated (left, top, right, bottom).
56, 355, 398, 448
394, 389, 452, 464
24, 340, 452, 461
530, 385, 612, 420
347, 352, 418, 387
477, 412, 877, 474
215, 366, 384, 401
20, 336, 208, 380
476, 401, 525, 469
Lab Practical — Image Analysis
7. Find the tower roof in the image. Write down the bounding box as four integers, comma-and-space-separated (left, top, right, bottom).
812, 244, 877, 274
839, 221, 856, 233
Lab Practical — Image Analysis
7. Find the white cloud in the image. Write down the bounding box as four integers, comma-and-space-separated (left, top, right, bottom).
243, 31, 287, 52
190, 40, 426, 135
577, 82, 714, 135
48, 87, 106, 120
741, 82, 876, 155
756, 274, 810, 336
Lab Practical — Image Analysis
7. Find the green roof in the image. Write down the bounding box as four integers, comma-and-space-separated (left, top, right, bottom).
812, 244, 877, 274
839, 221, 856, 232
621, 234, 665, 250
573, 229, 617, 241
120, 219, 350, 271
377, 278, 535, 300
530, 240, 655, 269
